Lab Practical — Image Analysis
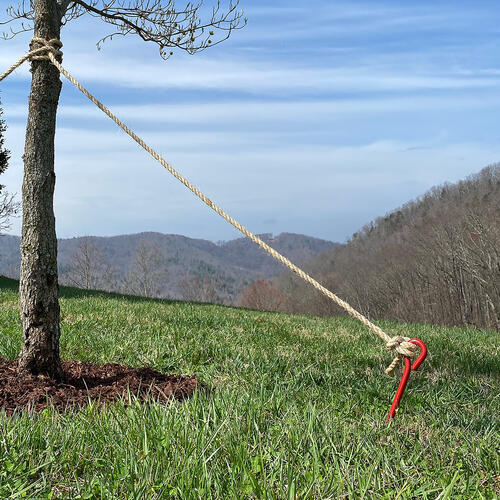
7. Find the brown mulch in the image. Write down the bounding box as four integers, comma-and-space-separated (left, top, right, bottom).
0, 357, 200, 415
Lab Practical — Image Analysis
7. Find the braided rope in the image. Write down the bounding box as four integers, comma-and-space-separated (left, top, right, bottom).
1, 39, 419, 374
0, 38, 63, 83
0, 47, 43, 83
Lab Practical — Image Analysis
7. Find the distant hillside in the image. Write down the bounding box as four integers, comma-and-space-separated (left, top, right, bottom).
0, 232, 337, 303
277, 164, 500, 331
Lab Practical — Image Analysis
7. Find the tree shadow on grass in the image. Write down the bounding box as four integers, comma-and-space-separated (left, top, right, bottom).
0, 276, 18, 292
0, 274, 200, 307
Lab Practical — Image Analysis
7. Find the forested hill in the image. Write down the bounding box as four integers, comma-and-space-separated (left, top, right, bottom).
277, 164, 500, 331
0, 232, 336, 303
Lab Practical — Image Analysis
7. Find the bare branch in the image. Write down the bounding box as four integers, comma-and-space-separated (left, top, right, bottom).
0, 191, 20, 233
1, 2, 34, 40
67, 0, 246, 58
3, 1, 245, 55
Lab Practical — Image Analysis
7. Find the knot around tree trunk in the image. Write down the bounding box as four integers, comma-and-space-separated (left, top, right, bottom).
29, 38, 63, 61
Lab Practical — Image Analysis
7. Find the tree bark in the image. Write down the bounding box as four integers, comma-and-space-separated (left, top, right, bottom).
18, 0, 64, 380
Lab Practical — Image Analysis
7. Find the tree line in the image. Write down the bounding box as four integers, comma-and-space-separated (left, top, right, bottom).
56, 236, 226, 303
251, 165, 499, 332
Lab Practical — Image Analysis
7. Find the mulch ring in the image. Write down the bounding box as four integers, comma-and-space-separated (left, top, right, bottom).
0, 357, 200, 415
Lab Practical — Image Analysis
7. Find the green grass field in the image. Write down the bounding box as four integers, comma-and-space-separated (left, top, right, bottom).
0, 275, 499, 499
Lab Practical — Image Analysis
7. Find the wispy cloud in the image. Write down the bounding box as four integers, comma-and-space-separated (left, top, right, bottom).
4, 93, 500, 138
1, 0, 499, 242
3, 115, 499, 240
5, 50, 499, 95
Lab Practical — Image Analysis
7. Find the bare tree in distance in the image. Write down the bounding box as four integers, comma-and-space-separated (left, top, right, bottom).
178, 274, 220, 303
0, 97, 20, 233
123, 239, 166, 298
2, 0, 245, 379
278, 165, 500, 331
63, 237, 116, 291
0, 192, 19, 233
236, 279, 286, 312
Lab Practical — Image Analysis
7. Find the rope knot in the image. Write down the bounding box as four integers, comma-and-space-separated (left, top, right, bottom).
29, 37, 63, 61
384, 336, 418, 375
386, 336, 418, 358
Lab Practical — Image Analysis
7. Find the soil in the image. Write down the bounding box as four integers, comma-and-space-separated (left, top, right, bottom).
0, 358, 200, 415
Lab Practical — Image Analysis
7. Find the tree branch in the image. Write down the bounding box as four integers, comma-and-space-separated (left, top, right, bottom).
67, 0, 246, 58
3, 1, 245, 55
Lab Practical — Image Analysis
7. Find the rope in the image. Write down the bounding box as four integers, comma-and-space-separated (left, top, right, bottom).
0, 38, 63, 83
1, 38, 419, 374
30, 37, 63, 61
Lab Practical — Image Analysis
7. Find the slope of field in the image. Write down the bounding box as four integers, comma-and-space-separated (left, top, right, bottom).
0, 276, 498, 498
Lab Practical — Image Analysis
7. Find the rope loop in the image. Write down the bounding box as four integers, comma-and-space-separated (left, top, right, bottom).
29, 37, 63, 61
386, 336, 418, 358
384, 336, 419, 375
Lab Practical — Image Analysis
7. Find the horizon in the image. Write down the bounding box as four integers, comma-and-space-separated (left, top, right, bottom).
1, 229, 334, 244
1, 0, 500, 242
2, 161, 496, 243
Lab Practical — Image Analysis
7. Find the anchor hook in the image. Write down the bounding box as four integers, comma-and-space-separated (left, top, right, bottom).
386, 338, 427, 421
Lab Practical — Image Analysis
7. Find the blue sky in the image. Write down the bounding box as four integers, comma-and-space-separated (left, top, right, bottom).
1, 0, 499, 242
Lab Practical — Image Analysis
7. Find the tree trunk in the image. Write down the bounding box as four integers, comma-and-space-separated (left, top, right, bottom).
18, 0, 63, 380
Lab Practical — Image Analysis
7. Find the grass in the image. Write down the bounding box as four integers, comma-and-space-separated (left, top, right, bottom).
0, 275, 499, 499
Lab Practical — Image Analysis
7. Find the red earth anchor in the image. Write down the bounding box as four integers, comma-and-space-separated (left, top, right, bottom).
386, 338, 428, 421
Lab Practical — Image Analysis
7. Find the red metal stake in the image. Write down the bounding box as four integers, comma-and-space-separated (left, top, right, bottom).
386, 338, 427, 421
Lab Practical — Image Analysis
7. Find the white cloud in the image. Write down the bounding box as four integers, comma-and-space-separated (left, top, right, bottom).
2, 1, 499, 242
3, 117, 499, 241
3, 40, 499, 95
46, 56, 500, 94
4, 93, 500, 132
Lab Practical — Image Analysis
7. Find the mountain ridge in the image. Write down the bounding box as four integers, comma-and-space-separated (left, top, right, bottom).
0, 231, 337, 302
276, 163, 500, 330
